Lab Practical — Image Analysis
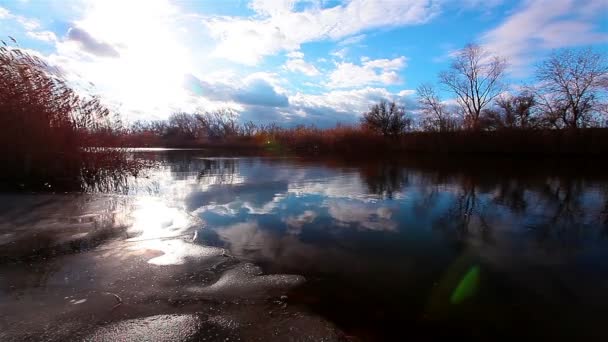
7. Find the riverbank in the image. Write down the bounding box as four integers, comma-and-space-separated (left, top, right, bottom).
120, 127, 608, 157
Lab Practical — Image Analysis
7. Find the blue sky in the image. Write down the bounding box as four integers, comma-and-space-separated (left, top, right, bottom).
1, 0, 607, 126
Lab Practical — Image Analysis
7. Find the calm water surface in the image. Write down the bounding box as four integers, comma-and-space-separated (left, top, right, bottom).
1, 150, 607, 341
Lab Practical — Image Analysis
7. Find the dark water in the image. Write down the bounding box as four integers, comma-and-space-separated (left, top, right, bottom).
1, 150, 608, 341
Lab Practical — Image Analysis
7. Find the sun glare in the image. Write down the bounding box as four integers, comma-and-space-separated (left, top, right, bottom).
71, 0, 193, 116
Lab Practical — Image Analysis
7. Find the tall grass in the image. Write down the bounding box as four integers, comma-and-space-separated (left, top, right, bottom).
0, 43, 140, 191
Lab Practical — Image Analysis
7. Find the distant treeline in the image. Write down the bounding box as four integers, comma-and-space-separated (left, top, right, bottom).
119, 44, 607, 156
121, 116, 608, 156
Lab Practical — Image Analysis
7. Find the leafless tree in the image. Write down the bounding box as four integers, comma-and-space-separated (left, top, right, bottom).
416, 83, 455, 132
240, 121, 258, 136
196, 108, 239, 140
361, 100, 411, 136
494, 91, 537, 129
439, 44, 507, 130
534, 48, 608, 128
167, 112, 202, 140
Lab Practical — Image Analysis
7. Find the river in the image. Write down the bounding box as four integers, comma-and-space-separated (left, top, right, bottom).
1, 149, 607, 341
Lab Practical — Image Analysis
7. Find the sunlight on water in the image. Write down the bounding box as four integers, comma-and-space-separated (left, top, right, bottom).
128, 197, 195, 240
124, 197, 226, 265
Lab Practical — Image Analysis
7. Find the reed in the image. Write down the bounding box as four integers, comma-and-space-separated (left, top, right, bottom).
0, 43, 140, 191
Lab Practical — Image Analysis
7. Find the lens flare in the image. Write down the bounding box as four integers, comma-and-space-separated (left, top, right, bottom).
450, 265, 480, 304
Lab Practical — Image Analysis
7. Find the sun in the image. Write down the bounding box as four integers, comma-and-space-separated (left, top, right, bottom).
70, 0, 193, 117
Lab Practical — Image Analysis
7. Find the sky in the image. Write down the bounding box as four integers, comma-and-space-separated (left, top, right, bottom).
1, 0, 607, 126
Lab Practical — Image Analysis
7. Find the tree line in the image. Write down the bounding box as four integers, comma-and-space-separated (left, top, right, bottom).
365, 44, 607, 136
125, 44, 607, 145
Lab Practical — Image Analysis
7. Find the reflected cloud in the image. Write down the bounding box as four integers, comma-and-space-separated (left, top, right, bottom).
288, 176, 373, 201
284, 210, 318, 235
211, 220, 366, 274
327, 200, 397, 232
186, 181, 288, 212
216, 221, 278, 260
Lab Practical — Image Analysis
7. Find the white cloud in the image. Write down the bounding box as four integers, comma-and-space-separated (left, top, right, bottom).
338, 34, 366, 46
26, 30, 57, 42
330, 47, 348, 59
327, 56, 407, 88
185, 72, 289, 108
283, 50, 319, 76
481, 0, 608, 72
287, 86, 416, 124
205, 0, 440, 65
0, 6, 11, 19
249, 0, 299, 16
0, 6, 43, 34
286, 50, 304, 59
398, 89, 416, 97
15, 16, 39, 30
233, 85, 416, 126
284, 58, 320, 76
461, 0, 504, 9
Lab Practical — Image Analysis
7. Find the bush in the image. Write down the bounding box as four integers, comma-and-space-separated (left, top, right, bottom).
361, 100, 411, 136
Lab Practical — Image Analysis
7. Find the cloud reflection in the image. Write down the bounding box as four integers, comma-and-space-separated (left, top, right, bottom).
327, 200, 397, 232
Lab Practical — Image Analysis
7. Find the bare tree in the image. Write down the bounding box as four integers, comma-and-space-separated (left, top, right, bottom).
361, 100, 411, 137
196, 108, 239, 140
167, 112, 202, 140
439, 44, 507, 130
534, 48, 608, 128
494, 91, 537, 129
416, 83, 455, 132
240, 121, 258, 137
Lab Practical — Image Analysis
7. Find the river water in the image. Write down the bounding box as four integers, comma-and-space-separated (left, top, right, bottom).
1, 150, 607, 341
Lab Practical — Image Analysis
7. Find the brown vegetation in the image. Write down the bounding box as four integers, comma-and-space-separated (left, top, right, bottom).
0, 41, 140, 191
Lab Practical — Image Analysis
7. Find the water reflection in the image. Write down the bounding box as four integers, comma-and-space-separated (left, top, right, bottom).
134, 153, 608, 339
121, 154, 608, 276
2, 151, 608, 340
360, 161, 409, 199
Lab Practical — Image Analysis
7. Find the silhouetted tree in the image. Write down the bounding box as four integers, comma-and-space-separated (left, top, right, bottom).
240, 121, 258, 136
167, 112, 202, 140
361, 100, 411, 136
439, 44, 507, 130
196, 108, 239, 140
534, 48, 607, 128
494, 92, 537, 129
417, 83, 456, 132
